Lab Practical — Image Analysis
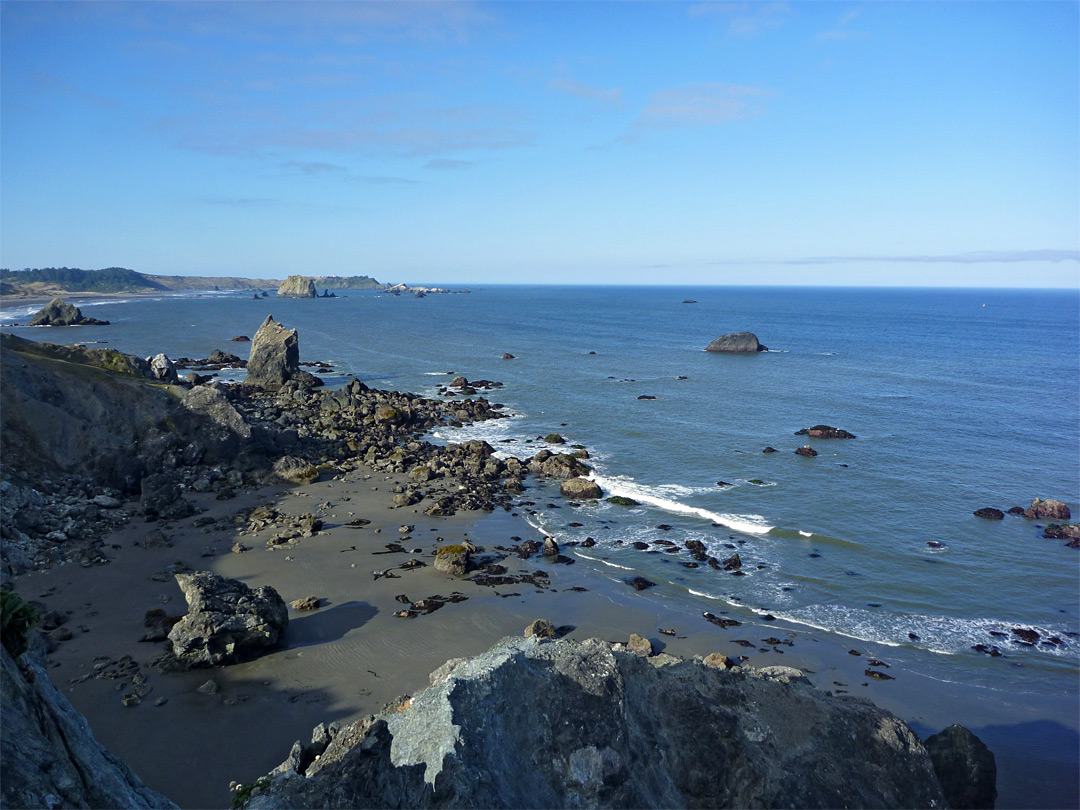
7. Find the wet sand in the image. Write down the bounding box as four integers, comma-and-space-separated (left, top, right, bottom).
17, 465, 1079, 808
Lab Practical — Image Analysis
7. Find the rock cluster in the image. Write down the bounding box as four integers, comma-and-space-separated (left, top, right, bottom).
704, 331, 767, 353
28, 296, 110, 326
241, 635, 972, 810
1024, 498, 1071, 520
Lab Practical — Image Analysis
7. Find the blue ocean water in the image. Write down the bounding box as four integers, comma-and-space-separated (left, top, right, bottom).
4, 286, 1079, 696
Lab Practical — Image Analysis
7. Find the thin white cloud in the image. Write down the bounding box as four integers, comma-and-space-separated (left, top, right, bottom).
424, 158, 475, 170
638, 83, 772, 129
688, 2, 789, 38
548, 78, 624, 106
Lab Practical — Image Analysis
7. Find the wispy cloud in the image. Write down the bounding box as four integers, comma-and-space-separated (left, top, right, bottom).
548, 78, 624, 106
198, 196, 278, 208
688, 2, 789, 38
638, 83, 772, 129
814, 8, 868, 43
712, 250, 1080, 265
424, 158, 475, 170
282, 161, 349, 176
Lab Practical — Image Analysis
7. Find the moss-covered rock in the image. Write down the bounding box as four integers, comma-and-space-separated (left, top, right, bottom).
606, 496, 640, 507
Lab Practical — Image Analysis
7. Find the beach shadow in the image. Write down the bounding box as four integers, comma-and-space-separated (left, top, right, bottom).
285, 600, 377, 649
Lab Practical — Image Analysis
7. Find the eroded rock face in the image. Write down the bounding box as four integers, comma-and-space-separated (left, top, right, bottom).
1, 642, 176, 809
277, 275, 317, 298
28, 296, 110, 326
924, 724, 997, 809
704, 331, 767, 353
168, 571, 288, 668
243, 635, 952, 809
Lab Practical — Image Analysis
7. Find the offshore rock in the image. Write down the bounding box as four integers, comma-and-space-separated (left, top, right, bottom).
1024, 498, 1071, 520
245, 315, 320, 389
277, 275, 317, 298
704, 331, 767, 353
243, 635, 949, 809
795, 425, 856, 439
973, 507, 1005, 520
529, 450, 590, 480
924, 724, 997, 809
560, 476, 602, 500
1, 641, 176, 809
28, 296, 110, 326
168, 571, 288, 668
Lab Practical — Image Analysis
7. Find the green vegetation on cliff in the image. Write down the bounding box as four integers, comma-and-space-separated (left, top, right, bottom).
1, 267, 164, 293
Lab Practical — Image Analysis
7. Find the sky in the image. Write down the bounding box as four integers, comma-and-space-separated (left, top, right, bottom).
1, 1, 1078, 287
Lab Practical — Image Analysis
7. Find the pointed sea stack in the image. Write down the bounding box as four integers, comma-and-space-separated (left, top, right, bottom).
704, 331, 767, 353
244, 315, 320, 389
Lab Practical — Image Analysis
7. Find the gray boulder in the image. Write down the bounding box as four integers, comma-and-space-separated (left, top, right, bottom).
277, 275, 317, 298
243, 635, 951, 809
924, 724, 997, 809
28, 296, 110, 326
146, 353, 178, 384
245, 315, 302, 389
704, 331, 767, 353
139, 473, 196, 520
272, 455, 319, 485
1, 642, 176, 809
181, 385, 251, 438
168, 571, 288, 668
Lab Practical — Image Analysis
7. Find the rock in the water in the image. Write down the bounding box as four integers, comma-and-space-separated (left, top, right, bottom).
28, 296, 110, 326
627, 576, 656, 591
277, 275, 317, 298
795, 425, 856, 439
560, 476, 602, 500
606, 496, 639, 506
704, 331, 767, 353
501, 353, 515, 360
146, 353, 179, 383
1024, 498, 1071, 520
168, 571, 288, 668
1043, 523, 1080, 541
1, 643, 176, 809
245, 315, 319, 389
924, 724, 997, 809
231, 335, 251, 342
973, 507, 1005, 520
433, 545, 471, 576
524, 619, 556, 639
272, 456, 319, 485
795, 445, 818, 457
241, 635, 949, 809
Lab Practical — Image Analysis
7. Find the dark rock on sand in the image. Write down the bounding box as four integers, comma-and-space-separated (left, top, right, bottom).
795, 445, 818, 457
140, 473, 196, 520
168, 571, 289, 668
924, 724, 997, 809
29, 296, 110, 326
1024, 498, 1071, 520
1, 640, 177, 809
795, 425, 856, 439
704, 331, 767, 353
272, 456, 319, 485
433, 545, 471, 576
242, 635, 949, 809
277, 275, 317, 298
974, 507, 1005, 520
524, 619, 556, 639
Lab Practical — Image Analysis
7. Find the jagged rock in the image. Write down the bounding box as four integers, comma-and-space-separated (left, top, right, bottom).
273, 456, 319, 485
139, 473, 196, 520
168, 571, 288, 668
28, 296, 110, 326
704, 331, 767, 353
924, 724, 997, 809
277, 275, 317, 298
973, 507, 1004, 520
1, 642, 176, 809
560, 477, 602, 500
1024, 498, 1071, 520
146, 353, 179, 383
541, 537, 559, 557
627, 633, 653, 656
524, 619, 556, 639
703, 652, 731, 669
242, 635, 950, 809
245, 315, 319, 389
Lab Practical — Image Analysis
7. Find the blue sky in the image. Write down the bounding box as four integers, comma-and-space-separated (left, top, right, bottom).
2, 1, 1077, 287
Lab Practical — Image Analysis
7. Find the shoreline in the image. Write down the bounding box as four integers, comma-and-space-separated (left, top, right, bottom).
16, 462, 1078, 808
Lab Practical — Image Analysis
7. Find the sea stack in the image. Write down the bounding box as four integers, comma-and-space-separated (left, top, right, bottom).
28, 297, 109, 326
704, 331, 767, 353
244, 315, 320, 389
276, 275, 317, 298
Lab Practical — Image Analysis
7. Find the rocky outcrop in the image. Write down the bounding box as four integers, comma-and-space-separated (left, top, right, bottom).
1, 640, 176, 809
146, 353, 178, 383
272, 456, 319, 485
28, 296, 110, 326
167, 571, 288, 668
1024, 498, 1071, 520
704, 331, 767, 353
139, 473, 197, 520
244, 315, 320, 389
529, 450, 590, 480
924, 724, 997, 809
795, 425, 856, 439
560, 476, 602, 500
276, 276, 317, 298
242, 635, 955, 809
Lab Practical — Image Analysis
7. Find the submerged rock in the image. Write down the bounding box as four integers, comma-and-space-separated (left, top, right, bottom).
168, 571, 288, 668
242, 635, 952, 809
704, 331, 767, 353
28, 296, 110, 326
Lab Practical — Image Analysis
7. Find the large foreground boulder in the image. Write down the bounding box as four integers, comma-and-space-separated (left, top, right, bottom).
242, 635, 956, 809
167, 571, 288, 668
924, 724, 997, 808
28, 296, 110, 326
245, 315, 320, 389
277, 276, 317, 298
704, 331, 767, 353
2, 640, 176, 809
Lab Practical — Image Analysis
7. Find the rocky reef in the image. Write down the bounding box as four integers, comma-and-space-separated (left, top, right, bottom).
704, 331, 767, 353
239, 634, 987, 809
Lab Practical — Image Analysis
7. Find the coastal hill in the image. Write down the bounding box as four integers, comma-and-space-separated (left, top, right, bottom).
0, 267, 381, 298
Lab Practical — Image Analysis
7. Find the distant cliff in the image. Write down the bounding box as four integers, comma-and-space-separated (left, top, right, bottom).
0, 267, 280, 297
310, 275, 381, 290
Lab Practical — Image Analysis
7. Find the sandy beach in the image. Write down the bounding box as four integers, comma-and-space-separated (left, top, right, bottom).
15, 458, 1071, 808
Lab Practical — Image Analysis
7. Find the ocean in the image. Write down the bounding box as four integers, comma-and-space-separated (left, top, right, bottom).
3, 284, 1078, 799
